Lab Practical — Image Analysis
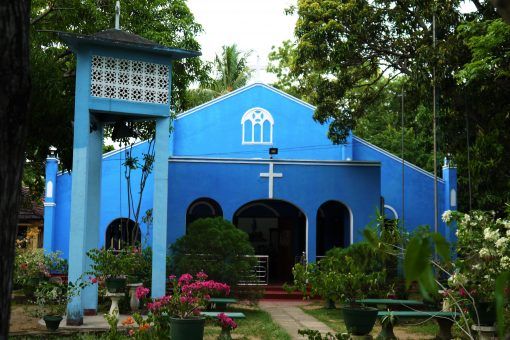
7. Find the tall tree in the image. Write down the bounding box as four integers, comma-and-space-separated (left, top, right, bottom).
0, 0, 31, 337
187, 44, 252, 107
269, 0, 510, 212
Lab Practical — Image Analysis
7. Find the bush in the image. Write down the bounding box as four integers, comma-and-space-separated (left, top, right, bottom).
13, 249, 67, 292
171, 217, 256, 287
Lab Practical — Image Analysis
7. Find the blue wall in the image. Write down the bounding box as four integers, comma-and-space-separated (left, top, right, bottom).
167, 158, 381, 261
174, 85, 344, 160
353, 136, 446, 233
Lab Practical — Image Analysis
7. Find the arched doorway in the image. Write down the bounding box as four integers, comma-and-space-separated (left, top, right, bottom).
233, 199, 306, 283
105, 218, 141, 250
186, 197, 223, 230
316, 201, 350, 257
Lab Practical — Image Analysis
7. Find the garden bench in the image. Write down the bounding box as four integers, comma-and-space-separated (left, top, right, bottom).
356, 298, 425, 309
208, 297, 238, 311
200, 312, 246, 319
377, 310, 459, 340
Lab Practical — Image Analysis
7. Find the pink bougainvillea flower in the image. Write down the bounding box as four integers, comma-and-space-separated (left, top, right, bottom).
178, 273, 193, 286
217, 312, 237, 330
196, 271, 208, 280
168, 274, 176, 280
89, 276, 98, 284
136, 286, 150, 299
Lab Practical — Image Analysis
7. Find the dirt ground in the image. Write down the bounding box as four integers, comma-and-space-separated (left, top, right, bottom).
9, 305, 46, 333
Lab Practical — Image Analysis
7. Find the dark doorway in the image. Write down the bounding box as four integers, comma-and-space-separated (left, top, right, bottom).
105, 218, 141, 250
316, 201, 350, 257
186, 197, 223, 230
233, 200, 306, 283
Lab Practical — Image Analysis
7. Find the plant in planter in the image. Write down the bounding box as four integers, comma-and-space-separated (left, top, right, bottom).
216, 312, 237, 340
145, 272, 230, 340
29, 279, 88, 331
87, 248, 128, 293
14, 249, 67, 298
288, 244, 385, 336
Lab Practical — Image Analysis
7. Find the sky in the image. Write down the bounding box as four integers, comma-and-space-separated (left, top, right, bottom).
186, 0, 298, 84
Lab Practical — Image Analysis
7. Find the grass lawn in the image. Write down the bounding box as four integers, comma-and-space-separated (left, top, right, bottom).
9, 304, 290, 340
300, 301, 439, 339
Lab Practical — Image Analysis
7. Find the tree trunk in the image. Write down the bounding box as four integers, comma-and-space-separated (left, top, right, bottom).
0, 1, 31, 338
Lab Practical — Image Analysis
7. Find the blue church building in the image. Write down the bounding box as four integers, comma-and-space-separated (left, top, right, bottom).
43, 82, 457, 283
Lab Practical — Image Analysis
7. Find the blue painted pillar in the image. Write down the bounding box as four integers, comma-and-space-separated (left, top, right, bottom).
43, 149, 59, 253
81, 121, 103, 315
66, 50, 93, 325
442, 157, 457, 242
151, 116, 170, 298
306, 210, 317, 263
342, 131, 353, 161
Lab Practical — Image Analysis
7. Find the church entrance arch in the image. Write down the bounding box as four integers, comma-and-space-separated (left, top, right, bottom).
186, 197, 223, 231
316, 200, 351, 257
233, 199, 306, 283
105, 218, 141, 250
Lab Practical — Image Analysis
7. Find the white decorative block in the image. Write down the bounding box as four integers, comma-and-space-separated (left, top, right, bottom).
90, 55, 169, 105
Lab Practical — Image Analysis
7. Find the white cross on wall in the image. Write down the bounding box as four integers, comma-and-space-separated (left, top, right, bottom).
260, 163, 283, 199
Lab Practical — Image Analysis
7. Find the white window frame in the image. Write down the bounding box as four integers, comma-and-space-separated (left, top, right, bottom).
241, 107, 274, 145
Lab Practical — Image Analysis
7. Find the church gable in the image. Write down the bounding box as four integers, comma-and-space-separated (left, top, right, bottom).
173, 83, 343, 160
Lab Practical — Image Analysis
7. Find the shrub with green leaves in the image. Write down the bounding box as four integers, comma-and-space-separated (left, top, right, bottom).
288, 243, 386, 305
171, 217, 256, 287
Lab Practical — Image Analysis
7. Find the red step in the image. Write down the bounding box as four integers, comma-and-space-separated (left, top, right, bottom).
261, 284, 320, 300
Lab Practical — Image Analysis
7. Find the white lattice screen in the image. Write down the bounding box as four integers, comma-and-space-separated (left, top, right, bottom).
90, 55, 169, 105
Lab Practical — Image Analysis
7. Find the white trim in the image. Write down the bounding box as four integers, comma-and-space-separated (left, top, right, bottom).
44, 202, 56, 207
169, 156, 381, 167
46, 181, 53, 198
353, 136, 445, 183
176, 83, 315, 120
450, 189, 457, 207
384, 204, 399, 220
188, 201, 216, 215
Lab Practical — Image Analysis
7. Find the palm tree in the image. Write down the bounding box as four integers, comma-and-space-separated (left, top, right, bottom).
187, 44, 253, 107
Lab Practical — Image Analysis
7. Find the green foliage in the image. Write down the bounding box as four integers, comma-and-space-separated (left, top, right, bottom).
269, 1, 510, 213
30, 278, 89, 317
298, 329, 348, 340
288, 243, 386, 305
87, 248, 130, 279
13, 249, 67, 289
171, 217, 256, 286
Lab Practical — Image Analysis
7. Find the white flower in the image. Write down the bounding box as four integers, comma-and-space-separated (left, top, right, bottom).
507, 229, 510, 237
448, 273, 467, 287
442, 210, 453, 223
479, 248, 491, 258
483, 228, 499, 242
501, 256, 510, 270
472, 264, 481, 271
495, 237, 509, 249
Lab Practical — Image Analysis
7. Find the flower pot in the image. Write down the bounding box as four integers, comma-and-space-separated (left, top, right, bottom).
341, 306, 378, 336
169, 317, 205, 340
218, 328, 232, 340
105, 277, 126, 293
469, 301, 496, 326
43, 315, 63, 331
325, 299, 336, 309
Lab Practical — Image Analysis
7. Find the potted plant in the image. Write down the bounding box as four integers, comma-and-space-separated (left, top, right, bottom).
146, 272, 230, 340
30, 279, 87, 331
288, 244, 385, 336
216, 312, 237, 340
87, 248, 127, 293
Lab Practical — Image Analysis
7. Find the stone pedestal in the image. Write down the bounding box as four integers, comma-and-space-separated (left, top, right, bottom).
106, 292, 125, 315
127, 283, 143, 312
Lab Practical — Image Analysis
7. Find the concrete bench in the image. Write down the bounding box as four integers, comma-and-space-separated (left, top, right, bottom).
208, 297, 238, 311
200, 312, 246, 319
377, 310, 459, 340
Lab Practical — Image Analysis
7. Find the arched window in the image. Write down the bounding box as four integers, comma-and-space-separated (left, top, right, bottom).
105, 218, 141, 250
241, 107, 274, 144
186, 198, 223, 230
